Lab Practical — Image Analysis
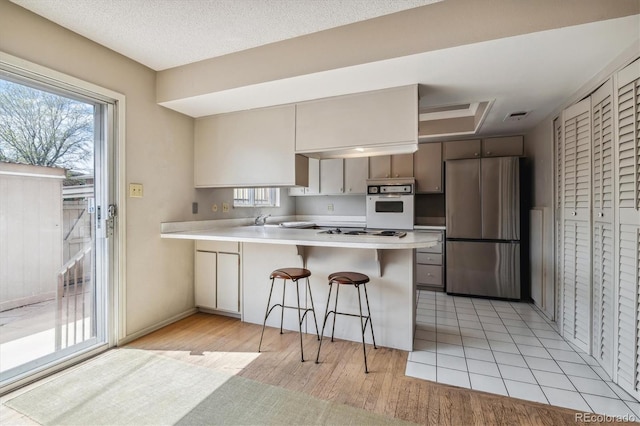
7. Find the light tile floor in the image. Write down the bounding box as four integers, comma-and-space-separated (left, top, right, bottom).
406, 290, 640, 418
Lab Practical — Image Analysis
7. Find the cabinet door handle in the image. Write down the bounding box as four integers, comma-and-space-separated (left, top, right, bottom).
597, 212, 604, 217
474, 152, 479, 157
435, 186, 439, 191
486, 151, 492, 155
571, 211, 577, 216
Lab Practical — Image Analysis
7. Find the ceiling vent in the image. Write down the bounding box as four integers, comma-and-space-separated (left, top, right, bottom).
504, 111, 530, 122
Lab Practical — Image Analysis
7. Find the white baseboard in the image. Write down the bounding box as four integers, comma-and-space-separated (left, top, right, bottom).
117, 308, 198, 346
197, 307, 241, 319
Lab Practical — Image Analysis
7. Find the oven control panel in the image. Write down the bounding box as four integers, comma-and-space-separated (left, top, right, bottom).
367, 184, 413, 195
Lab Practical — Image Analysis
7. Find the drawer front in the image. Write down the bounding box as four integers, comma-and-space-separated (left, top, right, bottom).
417, 241, 443, 254
416, 253, 443, 265
196, 240, 240, 253
417, 265, 443, 286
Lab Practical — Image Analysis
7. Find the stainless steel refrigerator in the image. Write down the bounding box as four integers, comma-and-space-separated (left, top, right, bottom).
445, 157, 521, 299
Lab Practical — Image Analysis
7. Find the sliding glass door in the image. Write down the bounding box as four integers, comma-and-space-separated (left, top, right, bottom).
0, 70, 117, 389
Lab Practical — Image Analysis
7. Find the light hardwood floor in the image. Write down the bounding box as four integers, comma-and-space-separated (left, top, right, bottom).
2, 312, 586, 425
127, 313, 583, 425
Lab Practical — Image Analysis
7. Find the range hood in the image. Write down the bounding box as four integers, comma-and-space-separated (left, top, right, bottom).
301, 142, 418, 159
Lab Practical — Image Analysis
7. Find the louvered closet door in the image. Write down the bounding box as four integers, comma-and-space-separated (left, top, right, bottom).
554, 118, 563, 323
561, 98, 592, 353
592, 80, 615, 377
615, 60, 640, 400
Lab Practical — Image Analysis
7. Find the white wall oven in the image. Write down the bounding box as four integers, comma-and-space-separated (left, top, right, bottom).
366, 178, 415, 230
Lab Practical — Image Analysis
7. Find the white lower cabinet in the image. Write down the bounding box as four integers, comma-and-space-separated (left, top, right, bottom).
195, 241, 240, 314
216, 253, 240, 312
195, 251, 217, 309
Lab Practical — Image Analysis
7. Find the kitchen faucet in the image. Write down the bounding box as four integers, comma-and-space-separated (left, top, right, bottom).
254, 214, 271, 226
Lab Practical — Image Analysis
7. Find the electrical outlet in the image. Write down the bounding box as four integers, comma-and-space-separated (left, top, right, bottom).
327, 203, 334, 212
192, 202, 198, 214
222, 202, 230, 213
211, 204, 218, 212
129, 183, 143, 198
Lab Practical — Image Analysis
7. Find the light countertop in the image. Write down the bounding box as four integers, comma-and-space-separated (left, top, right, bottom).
161, 225, 440, 250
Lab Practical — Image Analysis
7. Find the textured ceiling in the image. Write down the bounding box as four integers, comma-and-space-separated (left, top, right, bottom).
10, 0, 439, 70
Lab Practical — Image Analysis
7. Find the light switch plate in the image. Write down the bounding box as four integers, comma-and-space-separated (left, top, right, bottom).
129, 183, 143, 198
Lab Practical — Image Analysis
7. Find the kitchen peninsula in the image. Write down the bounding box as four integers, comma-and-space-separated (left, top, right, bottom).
161, 223, 441, 351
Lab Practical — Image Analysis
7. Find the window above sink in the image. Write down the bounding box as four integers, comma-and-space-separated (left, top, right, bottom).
233, 188, 280, 208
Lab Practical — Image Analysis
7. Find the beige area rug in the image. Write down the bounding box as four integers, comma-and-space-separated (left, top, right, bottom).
5, 348, 414, 425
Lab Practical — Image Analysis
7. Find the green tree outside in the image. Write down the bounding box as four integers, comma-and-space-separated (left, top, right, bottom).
0, 79, 93, 173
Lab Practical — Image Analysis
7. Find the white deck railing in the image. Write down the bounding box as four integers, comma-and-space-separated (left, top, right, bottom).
55, 244, 94, 350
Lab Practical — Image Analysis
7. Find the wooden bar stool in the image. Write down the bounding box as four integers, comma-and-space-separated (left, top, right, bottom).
315, 272, 377, 373
258, 268, 320, 362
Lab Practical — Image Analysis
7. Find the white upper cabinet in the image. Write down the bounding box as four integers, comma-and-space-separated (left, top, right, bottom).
194, 104, 308, 187
295, 85, 418, 153
443, 139, 481, 160
320, 158, 344, 194
293, 157, 368, 196
368, 155, 391, 179
391, 154, 414, 178
369, 154, 413, 179
344, 157, 368, 194
443, 137, 523, 160
482, 136, 524, 157
289, 157, 320, 196
414, 142, 442, 193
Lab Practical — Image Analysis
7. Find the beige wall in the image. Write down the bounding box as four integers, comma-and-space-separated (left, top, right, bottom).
523, 120, 555, 318
0, 0, 196, 337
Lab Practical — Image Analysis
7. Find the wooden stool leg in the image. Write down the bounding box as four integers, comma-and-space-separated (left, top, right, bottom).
258, 277, 276, 352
